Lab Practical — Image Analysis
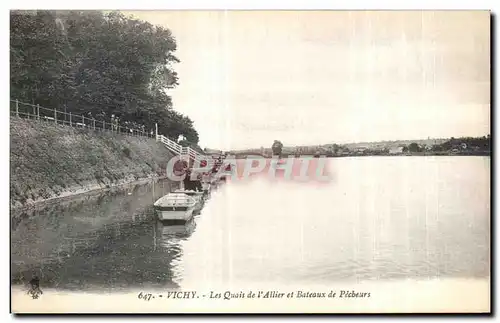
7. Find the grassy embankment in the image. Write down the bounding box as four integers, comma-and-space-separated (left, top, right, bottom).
10, 118, 174, 209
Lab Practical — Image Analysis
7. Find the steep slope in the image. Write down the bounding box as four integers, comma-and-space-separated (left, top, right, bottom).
10, 119, 174, 208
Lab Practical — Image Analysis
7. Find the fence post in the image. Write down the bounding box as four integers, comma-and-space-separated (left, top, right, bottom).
155, 123, 158, 141
15, 100, 19, 118
69, 112, 72, 126
54, 108, 57, 124
37, 104, 40, 121
32, 105, 36, 120
93, 118, 96, 130
82, 115, 85, 127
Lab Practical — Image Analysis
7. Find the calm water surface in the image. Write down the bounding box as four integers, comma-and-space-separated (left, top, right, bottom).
11, 157, 490, 291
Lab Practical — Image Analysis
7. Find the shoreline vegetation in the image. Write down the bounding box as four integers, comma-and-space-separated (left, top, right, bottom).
10, 10, 200, 150
9, 11, 200, 210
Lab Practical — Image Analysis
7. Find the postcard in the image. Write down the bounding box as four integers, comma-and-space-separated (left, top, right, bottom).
10, 10, 490, 314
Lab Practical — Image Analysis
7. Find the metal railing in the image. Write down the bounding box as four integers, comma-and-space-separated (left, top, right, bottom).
158, 134, 182, 155
10, 99, 155, 138
157, 134, 213, 166
10, 99, 215, 166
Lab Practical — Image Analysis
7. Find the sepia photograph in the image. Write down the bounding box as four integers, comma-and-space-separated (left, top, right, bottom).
9, 9, 491, 314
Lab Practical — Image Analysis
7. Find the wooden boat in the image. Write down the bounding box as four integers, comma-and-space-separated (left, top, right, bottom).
153, 192, 197, 222
215, 164, 234, 181
173, 189, 205, 212
201, 181, 211, 192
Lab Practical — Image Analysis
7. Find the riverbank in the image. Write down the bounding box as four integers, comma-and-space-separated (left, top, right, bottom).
10, 118, 175, 209
10, 176, 169, 214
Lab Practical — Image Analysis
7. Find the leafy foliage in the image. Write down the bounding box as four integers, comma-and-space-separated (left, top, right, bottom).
10, 10, 199, 144
436, 135, 491, 151
271, 140, 283, 156
407, 142, 421, 153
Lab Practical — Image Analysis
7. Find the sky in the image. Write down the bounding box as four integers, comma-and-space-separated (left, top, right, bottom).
124, 10, 490, 150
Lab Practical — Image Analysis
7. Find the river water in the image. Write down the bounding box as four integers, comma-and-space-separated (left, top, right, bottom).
11, 156, 490, 293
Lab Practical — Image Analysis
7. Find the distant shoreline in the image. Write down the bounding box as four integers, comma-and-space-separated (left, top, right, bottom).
228, 136, 491, 159
233, 151, 491, 159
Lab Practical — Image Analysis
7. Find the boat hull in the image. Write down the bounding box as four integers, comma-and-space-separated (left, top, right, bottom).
155, 206, 195, 222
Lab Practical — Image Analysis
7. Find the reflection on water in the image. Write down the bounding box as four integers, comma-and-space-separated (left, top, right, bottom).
157, 220, 196, 241
11, 157, 490, 292
155, 219, 197, 287
10, 179, 193, 291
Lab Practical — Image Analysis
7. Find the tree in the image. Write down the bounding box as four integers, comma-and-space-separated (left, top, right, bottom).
408, 143, 421, 153
431, 144, 443, 152
271, 140, 283, 157
10, 10, 200, 144
331, 144, 340, 155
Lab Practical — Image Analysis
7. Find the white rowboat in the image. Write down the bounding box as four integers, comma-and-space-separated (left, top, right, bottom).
153, 192, 197, 222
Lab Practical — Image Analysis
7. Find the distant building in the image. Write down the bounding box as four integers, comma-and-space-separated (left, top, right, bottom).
389, 147, 404, 154
351, 147, 367, 155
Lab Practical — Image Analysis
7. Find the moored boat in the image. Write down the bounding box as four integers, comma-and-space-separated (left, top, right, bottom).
153, 192, 197, 222
173, 189, 205, 212
215, 164, 234, 181
201, 181, 211, 191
